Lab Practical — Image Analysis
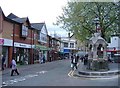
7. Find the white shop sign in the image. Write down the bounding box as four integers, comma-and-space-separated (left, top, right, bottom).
3, 39, 12, 46
14, 42, 31, 48
3, 39, 32, 48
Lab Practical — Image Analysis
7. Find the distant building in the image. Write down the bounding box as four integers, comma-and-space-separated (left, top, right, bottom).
70, 34, 86, 51
60, 33, 78, 59
107, 34, 120, 58
47, 32, 62, 61
31, 22, 49, 63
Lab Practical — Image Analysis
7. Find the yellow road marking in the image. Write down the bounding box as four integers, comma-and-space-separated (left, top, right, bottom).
68, 70, 73, 77
68, 62, 80, 77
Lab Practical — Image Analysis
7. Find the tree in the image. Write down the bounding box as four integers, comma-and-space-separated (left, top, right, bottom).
55, 1, 119, 42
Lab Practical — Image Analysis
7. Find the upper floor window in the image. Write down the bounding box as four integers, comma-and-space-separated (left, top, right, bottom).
21, 25, 28, 37
64, 43, 68, 47
39, 33, 47, 43
70, 43, 74, 48
38, 25, 47, 43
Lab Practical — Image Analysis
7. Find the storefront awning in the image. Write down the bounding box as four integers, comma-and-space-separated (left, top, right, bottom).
35, 45, 51, 51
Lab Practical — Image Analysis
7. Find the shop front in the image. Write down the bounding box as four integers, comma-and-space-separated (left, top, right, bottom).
14, 48, 30, 65
2, 39, 12, 68
63, 49, 70, 59
2, 46, 8, 68
49, 49, 59, 61
34, 45, 50, 63
13, 42, 32, 65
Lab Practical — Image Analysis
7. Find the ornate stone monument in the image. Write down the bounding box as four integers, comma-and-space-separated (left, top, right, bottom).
87, 17, 109, 71
87, 32, 109, 71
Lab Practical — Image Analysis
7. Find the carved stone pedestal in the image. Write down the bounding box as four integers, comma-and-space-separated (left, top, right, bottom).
87, 59, 109, 71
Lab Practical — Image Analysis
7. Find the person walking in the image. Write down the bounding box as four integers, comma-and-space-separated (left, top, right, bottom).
84, 54, 88, 65
2, 55, 5, 70
11, 58, 19, 76
76, 55, 79, 66
80, 56, 84, 62
71, 55, 78, 70
42, 54, 45, 63
71, 54, 74, 69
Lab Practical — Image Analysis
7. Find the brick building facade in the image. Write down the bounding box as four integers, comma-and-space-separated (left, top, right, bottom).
0, 7, 61, 69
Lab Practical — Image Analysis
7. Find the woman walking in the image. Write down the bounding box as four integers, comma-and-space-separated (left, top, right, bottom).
11, 58, 19, 76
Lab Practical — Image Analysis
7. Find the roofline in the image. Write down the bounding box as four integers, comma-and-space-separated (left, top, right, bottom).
28, 26, 37, 30
5, 17, 22, 25
26, 17, 31, 27
0, 7, 22, 25
0, 7, 6, 19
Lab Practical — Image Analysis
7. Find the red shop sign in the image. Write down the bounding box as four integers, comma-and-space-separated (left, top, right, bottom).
0, 39, 4, 44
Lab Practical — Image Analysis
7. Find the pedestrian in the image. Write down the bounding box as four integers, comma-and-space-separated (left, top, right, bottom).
84, 54, 88, 65
108, 55, 113, 63
39, 52, 42, 63
80, 56, 84, 62
71, 55, 78, 70
11, 58, 19, 76
71, 54, 74, 69
76, 55, 79, 66
42, 54, 45, 63
49, 55, 52, 62
2, 55, 5, 70
40, 55, 43, 64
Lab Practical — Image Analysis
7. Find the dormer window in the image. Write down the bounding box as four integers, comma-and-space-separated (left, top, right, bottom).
21, 25, 28, 37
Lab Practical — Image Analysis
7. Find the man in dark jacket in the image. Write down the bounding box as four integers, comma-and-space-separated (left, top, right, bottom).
84, 54, 88, 65
71, 55, 78, 70
2, 55, 5, 70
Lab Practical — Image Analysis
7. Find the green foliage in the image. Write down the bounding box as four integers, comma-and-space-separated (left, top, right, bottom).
55, 1, 119, 42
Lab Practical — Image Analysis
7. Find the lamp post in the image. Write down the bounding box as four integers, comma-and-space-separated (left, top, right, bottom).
12, 23, 15, 60
68, 32, 71, 59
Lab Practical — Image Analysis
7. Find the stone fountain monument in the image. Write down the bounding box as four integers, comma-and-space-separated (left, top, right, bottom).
87, 20, 109, 71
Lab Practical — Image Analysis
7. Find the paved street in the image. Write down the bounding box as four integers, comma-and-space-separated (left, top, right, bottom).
1, 59, 120, 86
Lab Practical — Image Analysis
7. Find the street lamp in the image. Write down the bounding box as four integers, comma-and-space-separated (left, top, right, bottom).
68, 32, 71, 59
12, 23, 15, 60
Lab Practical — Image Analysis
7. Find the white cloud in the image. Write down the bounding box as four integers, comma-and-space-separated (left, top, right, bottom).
47, 25, 68, 37
0, 0, 68, 36
0, 0, 67, 23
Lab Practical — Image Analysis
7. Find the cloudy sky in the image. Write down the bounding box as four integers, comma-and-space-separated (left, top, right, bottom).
0, 0, 69, 37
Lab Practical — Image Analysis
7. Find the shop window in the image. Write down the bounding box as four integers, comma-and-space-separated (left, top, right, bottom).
21, 25, 28, 37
